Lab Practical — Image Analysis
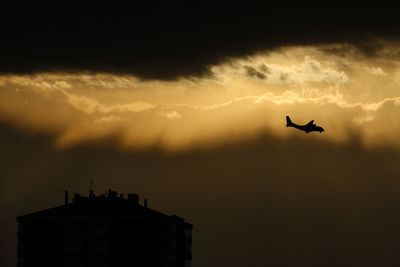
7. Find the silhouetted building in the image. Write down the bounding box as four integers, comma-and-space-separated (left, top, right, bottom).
16, 190, 193, 267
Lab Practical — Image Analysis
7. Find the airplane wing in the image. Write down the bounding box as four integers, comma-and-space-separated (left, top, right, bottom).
306, 120, 314, 126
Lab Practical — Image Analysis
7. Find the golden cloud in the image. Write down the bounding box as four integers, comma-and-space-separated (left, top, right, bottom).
1, 44, 400, 151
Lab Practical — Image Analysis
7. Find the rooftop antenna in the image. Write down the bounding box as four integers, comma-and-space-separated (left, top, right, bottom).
89, 178, 95, 199
90, 178, 94, 192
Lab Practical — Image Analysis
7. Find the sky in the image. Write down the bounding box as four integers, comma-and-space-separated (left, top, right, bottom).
2, 4, 400, 267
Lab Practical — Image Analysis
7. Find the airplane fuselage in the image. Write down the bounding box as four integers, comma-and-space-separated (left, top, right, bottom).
286, 116, 324, 133
290, 123, 324, 133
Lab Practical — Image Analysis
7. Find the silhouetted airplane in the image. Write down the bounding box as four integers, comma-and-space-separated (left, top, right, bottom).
286, 116, 324, 133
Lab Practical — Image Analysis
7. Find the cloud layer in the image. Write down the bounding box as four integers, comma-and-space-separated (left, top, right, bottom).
1, 44, 400, 151
2, 4, 400, 79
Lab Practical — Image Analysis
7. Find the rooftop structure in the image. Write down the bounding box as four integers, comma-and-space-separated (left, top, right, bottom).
17, 190, 193, 267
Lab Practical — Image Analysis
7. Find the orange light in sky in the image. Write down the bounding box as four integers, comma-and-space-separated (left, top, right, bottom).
1, 44, 400, 151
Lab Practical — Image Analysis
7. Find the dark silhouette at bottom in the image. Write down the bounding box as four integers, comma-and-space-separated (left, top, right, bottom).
16, 190, 193, 267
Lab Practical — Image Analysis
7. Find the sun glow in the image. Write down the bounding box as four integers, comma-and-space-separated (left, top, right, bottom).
1, 44, 400, 151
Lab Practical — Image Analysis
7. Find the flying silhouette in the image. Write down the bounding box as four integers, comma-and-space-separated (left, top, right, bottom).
286, 116, 324, 133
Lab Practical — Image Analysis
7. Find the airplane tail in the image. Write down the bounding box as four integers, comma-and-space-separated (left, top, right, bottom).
286, 116, 293, 127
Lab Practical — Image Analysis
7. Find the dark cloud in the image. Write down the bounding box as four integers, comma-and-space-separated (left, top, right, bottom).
1, 3, 400, 79
2, 121, 400, 267
259, 64, 271, 73
244, 66, 266, 79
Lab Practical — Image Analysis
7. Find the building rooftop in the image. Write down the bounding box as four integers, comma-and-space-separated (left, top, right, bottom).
17, 190, 193, 228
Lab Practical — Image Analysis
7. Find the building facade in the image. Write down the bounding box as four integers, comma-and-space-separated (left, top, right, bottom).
17, 190, 193, 267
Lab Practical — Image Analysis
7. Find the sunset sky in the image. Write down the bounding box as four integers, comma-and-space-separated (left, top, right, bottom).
2, 4, 400, 267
